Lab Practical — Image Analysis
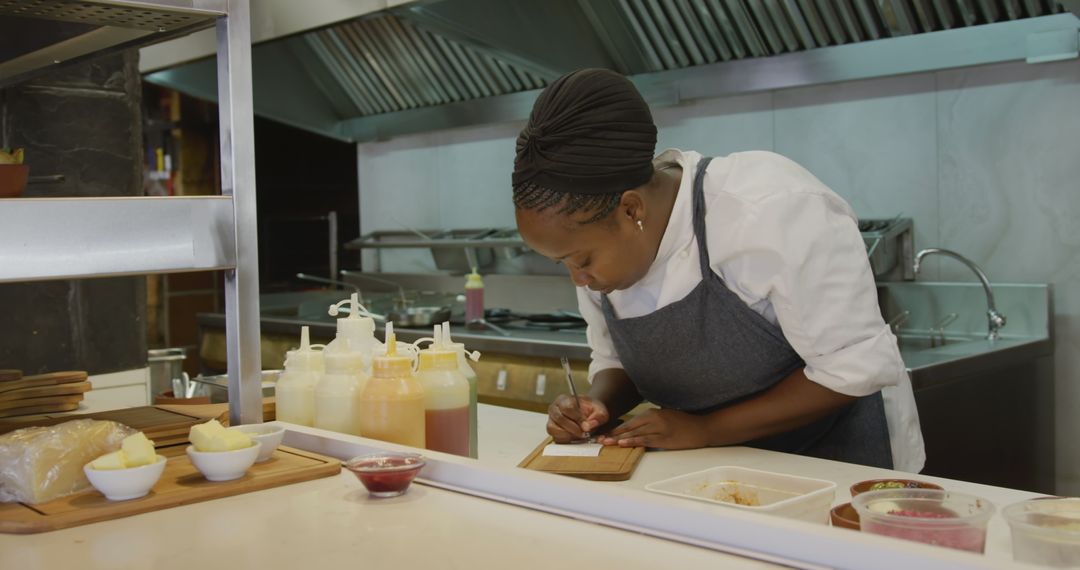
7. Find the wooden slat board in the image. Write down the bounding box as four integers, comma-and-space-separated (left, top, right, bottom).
0, 381, 92, 402
0, 371, 87, 394
0, 445, 341, 534
0, 394, 84, 411
518, 437, 645, 481
0, 401, 81, 418
0, 406, 218, 444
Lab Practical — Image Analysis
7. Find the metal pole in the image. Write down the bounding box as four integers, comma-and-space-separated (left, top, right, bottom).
216, 0, 263, 425
328, 210, 339, 281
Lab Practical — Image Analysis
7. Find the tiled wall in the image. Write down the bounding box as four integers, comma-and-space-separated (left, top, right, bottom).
357, 58, 1080, 493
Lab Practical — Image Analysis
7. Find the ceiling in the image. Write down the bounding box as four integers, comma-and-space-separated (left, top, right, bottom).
142, 0, 1080, 142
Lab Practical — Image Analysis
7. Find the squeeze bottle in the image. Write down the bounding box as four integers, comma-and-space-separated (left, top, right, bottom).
313, 337, 369, 436
275, 326, 323, 427
325, 293, 378, 373
415, 325, 471, 457
442, 323, 479, 458
464, 269, 484, 325
359, 323, 426, 448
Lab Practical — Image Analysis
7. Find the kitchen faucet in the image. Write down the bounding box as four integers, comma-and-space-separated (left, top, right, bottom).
912, 248, 1006, 341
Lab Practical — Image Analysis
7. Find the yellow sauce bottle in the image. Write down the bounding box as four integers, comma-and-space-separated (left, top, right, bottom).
359, 323, 426, 448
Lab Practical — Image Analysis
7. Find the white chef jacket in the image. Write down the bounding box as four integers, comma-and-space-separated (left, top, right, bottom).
579, 149, 926, 473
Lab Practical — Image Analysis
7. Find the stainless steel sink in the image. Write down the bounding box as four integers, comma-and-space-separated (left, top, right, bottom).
878, 280, 1054, 493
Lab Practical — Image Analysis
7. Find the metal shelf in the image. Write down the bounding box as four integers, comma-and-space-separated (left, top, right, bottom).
0, 197, 236, 282
0, 0, 223, 86
1, 0, 262, 426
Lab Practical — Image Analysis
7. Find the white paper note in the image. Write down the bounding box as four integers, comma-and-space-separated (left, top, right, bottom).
542, 443, 603, 457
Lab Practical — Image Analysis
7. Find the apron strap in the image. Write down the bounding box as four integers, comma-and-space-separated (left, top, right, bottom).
691, 156, 715, 278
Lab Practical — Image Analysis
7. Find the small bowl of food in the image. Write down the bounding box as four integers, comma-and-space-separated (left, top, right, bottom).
186, 419, 261, 481
344, 453, 425, 497
83, 455, 167, 501
186, 441, 261, 482
228, 423, 285, 462
1003, 497, 1080, 566
850, 478, 943, 497
830, 502, 861, 530
83, 432, 167, 501
853, 489, 995, 553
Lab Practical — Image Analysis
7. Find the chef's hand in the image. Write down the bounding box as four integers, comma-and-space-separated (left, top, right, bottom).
596, 409, 707, 450
547, 395, 609, 443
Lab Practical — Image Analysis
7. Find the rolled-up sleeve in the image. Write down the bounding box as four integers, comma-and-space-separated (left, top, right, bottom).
576, 287, 624, 383
730, 192, 906, 397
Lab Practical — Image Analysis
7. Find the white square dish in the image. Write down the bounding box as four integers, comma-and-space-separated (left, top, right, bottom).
645, 466, 837, 524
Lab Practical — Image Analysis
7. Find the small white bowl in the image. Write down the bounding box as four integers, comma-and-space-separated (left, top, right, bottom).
186, 441, 262, 481
228, 423, 285, 462
83, 456, 167, 501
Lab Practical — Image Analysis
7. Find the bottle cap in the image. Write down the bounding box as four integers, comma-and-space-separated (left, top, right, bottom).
328, 293, 375, 344
284, 326, 324, 370
372, 322, 414, 378
418, 350, 458, 370
441, 322, 480, 362
465, 269, 484, 288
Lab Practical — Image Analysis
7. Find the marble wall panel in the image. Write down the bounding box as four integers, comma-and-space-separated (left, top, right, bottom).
774, 74, 941, 277
653, 92, 774, 157
936, 58, 1080, 494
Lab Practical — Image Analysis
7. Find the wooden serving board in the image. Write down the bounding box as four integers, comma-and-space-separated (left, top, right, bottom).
518, 436, 645, 481
0, 381, 92, 402
0, 371, 87, 395
0, 445, 341, 534
0, 394, 84, 411
0, 401, 81, 418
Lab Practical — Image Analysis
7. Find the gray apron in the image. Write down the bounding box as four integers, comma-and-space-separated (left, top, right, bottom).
601, 157, 893, 468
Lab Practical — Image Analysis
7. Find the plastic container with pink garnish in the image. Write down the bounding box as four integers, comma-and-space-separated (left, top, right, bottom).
852, 488, 995, 553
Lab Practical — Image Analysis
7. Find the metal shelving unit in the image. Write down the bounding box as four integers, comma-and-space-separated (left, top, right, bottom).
0, 0, 263, 425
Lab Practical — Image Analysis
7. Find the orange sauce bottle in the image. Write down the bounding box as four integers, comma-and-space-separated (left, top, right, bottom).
359, 324, 426, 448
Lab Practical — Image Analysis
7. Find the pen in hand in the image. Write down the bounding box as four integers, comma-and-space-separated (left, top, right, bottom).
560, 356, 590, 440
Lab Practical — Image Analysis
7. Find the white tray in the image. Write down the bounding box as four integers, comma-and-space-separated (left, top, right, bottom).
645, 466, 837, 524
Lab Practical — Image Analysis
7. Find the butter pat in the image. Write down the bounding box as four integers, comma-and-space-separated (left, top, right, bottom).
121, 432, 156, 467
89, 432, 158, 470
90, 450, 129, 470
189, 419, 252, 452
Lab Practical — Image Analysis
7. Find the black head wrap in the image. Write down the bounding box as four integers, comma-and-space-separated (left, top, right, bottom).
512, 68, 657, 195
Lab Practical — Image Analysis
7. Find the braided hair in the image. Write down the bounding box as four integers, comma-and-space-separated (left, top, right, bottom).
512, 181, 622, 224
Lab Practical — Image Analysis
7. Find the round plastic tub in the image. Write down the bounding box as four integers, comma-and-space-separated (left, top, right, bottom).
852, 489, 995, 553
1003, 497, 1080, 566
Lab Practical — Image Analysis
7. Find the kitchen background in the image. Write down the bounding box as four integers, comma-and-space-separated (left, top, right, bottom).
355, 56, 1080, 495
1, 0, 1076, 497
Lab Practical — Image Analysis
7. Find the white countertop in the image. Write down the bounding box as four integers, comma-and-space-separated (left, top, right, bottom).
0, 405, 1045, 569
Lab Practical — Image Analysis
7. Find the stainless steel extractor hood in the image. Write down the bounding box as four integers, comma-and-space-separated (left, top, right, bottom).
142, 0, 1080, 142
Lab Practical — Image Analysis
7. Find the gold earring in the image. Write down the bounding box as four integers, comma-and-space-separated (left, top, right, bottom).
636, 219, 644, 232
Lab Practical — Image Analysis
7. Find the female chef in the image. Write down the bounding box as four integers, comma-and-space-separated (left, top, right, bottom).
512, 68, 924, 471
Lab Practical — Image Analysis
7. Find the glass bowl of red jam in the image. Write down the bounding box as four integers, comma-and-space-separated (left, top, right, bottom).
853, 488, 995, 553
344, 453, 425, 497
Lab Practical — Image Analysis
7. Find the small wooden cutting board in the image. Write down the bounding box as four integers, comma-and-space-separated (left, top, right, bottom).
518, 436, 645, 481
